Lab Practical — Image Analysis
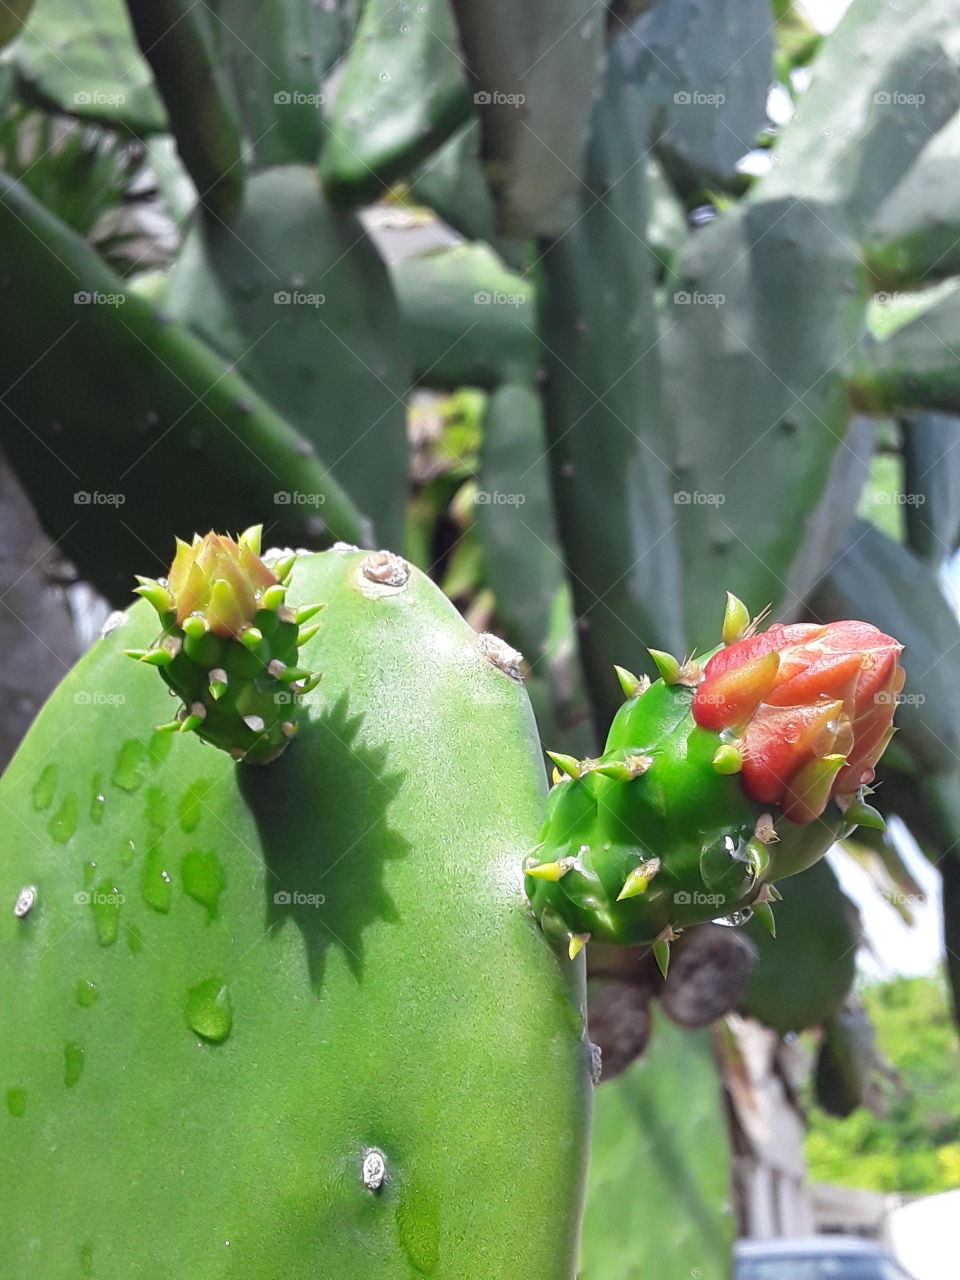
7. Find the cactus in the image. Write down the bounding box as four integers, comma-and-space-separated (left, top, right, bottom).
525, 600, 901, 969
0, 541, 590, 1276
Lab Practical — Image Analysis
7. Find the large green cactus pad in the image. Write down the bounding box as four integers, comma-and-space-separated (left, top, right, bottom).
0, 547, 590, 1278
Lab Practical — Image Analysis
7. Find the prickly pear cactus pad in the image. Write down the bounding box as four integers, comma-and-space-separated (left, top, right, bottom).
525, 597, 903, 970
0, 546, 590, 1278
126, 527, 322, 764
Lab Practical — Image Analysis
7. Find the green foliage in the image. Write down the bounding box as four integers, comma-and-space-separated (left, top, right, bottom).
807, 974, 960, 1194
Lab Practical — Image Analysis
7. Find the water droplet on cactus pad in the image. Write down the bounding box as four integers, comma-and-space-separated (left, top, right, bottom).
112, 739, 149, 792
32, 763, 57, 811
6, 1087, 26, 1117
75, 979, 98, 1007
91, 881, 122, 947
181, 850, 225, 921
89, 776, 105, 825
64, 1041, 85, 1087
186, 979, 232, 1043
121, 838, 136, 868
179, 779, 215, 833
48, 793, 78, 844
141, 845, 172, 913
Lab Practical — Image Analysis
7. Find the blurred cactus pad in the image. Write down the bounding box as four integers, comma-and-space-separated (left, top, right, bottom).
1, 0, 959, 1273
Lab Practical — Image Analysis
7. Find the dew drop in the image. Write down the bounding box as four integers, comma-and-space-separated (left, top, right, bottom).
91, 880, 122, 947
113, 739, 149, 792
48, 793, 78, 844
13, 885, 36, 918
6, 1087, 26, 1117
75, 979, 98, 1008
716, 908, 753, 928
186, 979, 233, 1043
89, 775, 106, 825
32, 763, 57, 811
120, 838, 136, 868
64, 1041, 85, 1087
181, 850, 226, 921
141, 844, 172, 913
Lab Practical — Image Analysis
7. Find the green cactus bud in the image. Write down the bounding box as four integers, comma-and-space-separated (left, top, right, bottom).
126, 527, 322, 764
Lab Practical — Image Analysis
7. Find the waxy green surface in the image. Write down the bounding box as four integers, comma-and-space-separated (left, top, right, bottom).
0, 548, 590, 1277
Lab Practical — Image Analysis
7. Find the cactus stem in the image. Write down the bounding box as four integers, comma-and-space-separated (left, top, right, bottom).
568, 932, 590, 960
278, 666, 312, 685
617, 857, 662, 900
712, 744, 743, 775
297, 673, 322, 695
295, 603, 326, 625
546, 750, 583, 780
752, 901, 777, 938
722, 591, 751, 645
526, 857, 576, 882
240, 626, 264, 649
